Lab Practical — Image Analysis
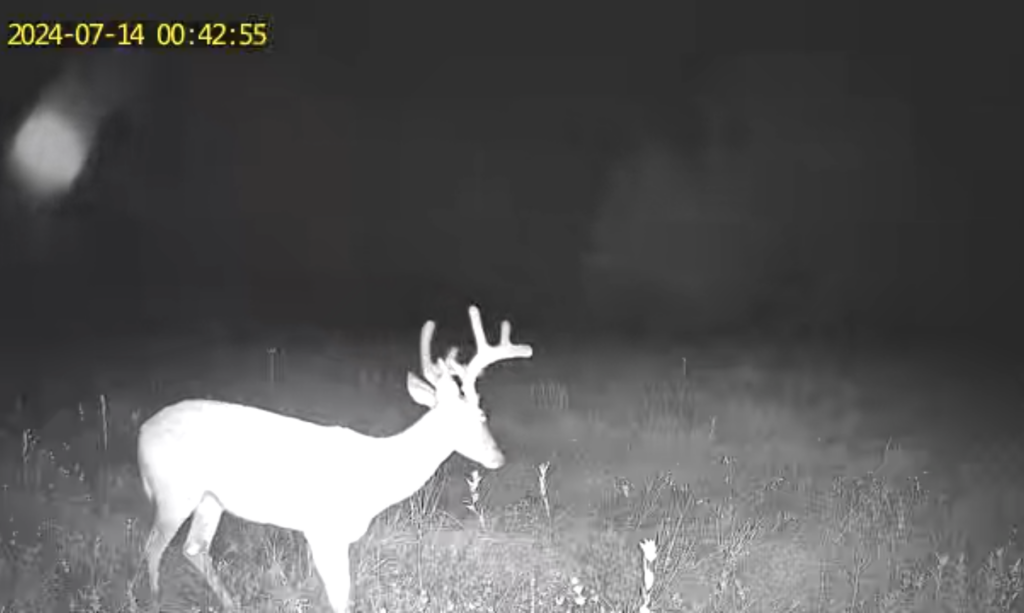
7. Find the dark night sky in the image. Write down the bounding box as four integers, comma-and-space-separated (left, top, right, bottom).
0, 3, 1021, 348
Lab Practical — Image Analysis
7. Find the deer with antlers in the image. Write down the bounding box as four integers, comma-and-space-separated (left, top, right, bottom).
137, 305, 533, 612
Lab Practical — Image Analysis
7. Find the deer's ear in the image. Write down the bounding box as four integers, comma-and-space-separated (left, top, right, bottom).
407, 372, 437, 408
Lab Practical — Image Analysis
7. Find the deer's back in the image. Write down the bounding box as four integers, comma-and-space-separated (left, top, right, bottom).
138, 400, 365, 529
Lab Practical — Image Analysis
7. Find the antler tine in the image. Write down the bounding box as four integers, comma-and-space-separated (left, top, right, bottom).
419, 320, 443, 385
467, 305, 488, 351
459, 304, 533, 388
499, 320, 514, 345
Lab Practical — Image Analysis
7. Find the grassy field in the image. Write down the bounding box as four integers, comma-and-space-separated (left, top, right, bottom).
0, 325, 1022, 612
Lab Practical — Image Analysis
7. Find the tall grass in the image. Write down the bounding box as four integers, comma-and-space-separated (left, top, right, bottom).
0, 340, 1021, 612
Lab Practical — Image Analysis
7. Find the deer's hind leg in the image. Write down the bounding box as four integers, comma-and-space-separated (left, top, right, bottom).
182, 492, 235, 610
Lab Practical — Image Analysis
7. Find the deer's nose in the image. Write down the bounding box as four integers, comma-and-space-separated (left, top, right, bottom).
482, 448, 506, 470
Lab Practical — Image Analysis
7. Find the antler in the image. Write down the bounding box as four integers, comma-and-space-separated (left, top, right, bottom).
419, 319, 443, 385
419, 319, 463, 385
420, 305, 533, 389
446, 305, 533, 390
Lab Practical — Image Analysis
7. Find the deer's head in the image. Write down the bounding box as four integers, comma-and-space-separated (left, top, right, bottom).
406, 305, 533, 469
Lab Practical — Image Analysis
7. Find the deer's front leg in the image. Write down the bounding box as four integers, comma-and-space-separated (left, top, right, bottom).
306, 529, 354, 613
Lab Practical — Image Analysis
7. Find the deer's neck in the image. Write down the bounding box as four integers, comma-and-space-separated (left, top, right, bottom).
366, 408, 454, 508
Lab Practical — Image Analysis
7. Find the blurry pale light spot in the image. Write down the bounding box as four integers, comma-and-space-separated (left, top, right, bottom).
6, 104, 93, 202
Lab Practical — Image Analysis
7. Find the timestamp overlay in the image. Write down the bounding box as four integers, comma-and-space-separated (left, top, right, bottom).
6, 19, 272, 50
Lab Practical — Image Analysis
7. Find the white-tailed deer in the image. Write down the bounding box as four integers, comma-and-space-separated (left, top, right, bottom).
138, 305, 532, 612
